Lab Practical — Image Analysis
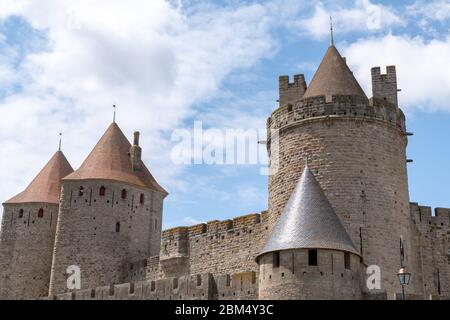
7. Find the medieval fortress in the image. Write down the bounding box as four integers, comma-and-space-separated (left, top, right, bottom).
1, 41, 449, 300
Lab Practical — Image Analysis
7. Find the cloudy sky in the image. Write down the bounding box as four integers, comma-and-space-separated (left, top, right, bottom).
0, 0, 449, 228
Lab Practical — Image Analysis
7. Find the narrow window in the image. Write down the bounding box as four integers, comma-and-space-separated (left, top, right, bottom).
78, 186, 84, 196
196, 275, 202, 286
140, 193, 144, 204
151, 281, 156, 291
173, 278, 178, 289
18, 209, 24, 218
308, 249, 318, 266
121, 189, 127, 199
99, 186, 106, 196
154, 219, 158, 230
344, 252, 351, 270
273, 252, 280, 268
115, 222, 120, 233
38, 208, 44, 218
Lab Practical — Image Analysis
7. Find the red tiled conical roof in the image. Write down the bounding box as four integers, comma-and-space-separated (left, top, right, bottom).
63, 123, 167, 195
5, 151, 74, 204
303, 45, 367, 99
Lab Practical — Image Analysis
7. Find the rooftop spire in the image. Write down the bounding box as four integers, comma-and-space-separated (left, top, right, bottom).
113, 104, 116, 123
58, 132, 62, 151
330, 16, 334, 46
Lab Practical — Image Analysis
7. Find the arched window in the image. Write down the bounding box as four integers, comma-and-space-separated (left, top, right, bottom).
78, 186, 84, 196
99, 186, 106, 196
18, 209, 24, 218
115, 222, 120, 233
139, 193, 144, 204
38, 208, 44, 218
121, 189, 127, 199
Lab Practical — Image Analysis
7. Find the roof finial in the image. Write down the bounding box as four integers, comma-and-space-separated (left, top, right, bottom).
113, 104, 116, 123
330, 16, 334, 46
58, 132, 62, 151
304, 154, 310, 168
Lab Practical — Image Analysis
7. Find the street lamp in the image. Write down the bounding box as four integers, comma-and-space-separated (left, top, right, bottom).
397, 267, 411, 300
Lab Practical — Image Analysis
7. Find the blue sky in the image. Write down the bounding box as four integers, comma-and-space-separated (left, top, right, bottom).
0, 0, 449, 228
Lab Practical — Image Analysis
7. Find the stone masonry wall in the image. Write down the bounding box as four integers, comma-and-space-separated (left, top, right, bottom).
267, 93, 412, 299
154, 212, 270, 281
409, 203, 450, 299
0, 202, 59, 299
48, 271, 258, 300
49, 179, 164, 295
258, 249, 362, 300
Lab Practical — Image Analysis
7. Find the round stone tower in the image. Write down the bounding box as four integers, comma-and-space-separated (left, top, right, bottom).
267, 43, 412, 298
48, 122, 167, 296
258, 166, 362, 299
0, 150, 73, 299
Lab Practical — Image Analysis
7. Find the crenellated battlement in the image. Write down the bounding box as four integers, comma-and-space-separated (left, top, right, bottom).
267, 94, 406, 136
279, 74, 307, 107
410, 202, 450, 229
153, 211, 269, 280
48, 271, 258, 300
162, 212, 268, 240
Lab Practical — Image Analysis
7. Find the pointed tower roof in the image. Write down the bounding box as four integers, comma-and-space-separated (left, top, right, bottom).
4, 151, 74, 204
258, 166, 359, 258
63, 123, 167, 195
303, 45, 367, 99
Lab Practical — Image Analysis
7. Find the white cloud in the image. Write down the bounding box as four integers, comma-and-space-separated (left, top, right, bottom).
408, 0, 450, 23
0, 0, 277, 208
182, 216, 203, 226
343, 34, 450, 112
296, 0, 405, 40
407, 0, 450, 36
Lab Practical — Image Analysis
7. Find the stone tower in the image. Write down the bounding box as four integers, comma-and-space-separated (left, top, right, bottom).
267, 43, 412, 298
48, 122, 167, 295
258, 165, 362, 299
0, 150, 73, 299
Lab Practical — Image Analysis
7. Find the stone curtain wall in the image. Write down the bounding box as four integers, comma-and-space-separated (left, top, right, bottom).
48, 272, 258, 300
409, 203, 450, 299
156, 212, 270, 280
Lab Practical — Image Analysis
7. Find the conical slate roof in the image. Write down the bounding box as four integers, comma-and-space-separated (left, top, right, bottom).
258, 165, 359, 258
4, 151, 74, 204
63, 123, 167, 195
303, 45, 367, 99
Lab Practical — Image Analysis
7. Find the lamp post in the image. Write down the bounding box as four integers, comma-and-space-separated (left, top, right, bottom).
397, 267, 411, 300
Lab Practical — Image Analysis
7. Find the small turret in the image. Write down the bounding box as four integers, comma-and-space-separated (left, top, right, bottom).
371, 66, 398, 107
278, 74, 307, 107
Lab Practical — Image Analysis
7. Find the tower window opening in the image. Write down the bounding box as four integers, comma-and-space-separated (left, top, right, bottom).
140, 193, 144, 204
18, 209, 24, 218
78, 186, 84, 196
308, 249, 318, 266
344, 252, 351, 270
273, 252, 280, 268
115, 222, 120, 233
99, 186, 106, 196
173, 278, 178, 289
121, 189, 127, 199
38, 208, 44, 218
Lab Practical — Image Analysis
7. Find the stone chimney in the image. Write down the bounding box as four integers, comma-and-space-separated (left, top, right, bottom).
130, 131, 142, 171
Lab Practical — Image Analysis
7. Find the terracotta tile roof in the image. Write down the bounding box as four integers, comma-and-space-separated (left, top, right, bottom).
4, 151, 74, 204
303, 45, 367, 99
258, 165, 359, 258
63, 123, 167, 195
